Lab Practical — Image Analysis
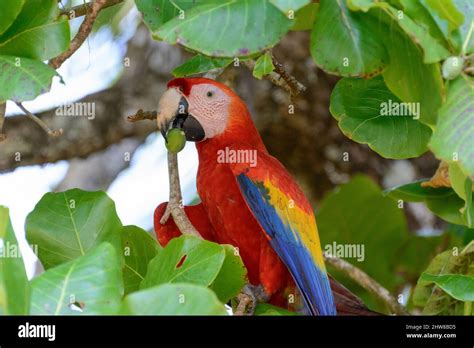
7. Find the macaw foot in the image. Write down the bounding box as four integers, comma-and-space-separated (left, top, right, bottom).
234, 284, 270, 316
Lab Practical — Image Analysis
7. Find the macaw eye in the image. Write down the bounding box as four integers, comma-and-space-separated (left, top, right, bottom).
206, 91, 214, 98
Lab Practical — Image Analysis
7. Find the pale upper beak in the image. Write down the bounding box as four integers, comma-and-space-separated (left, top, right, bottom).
156, 87, 205, 142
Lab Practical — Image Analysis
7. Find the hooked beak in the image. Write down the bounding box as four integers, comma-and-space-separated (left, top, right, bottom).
156, 88, 205, 142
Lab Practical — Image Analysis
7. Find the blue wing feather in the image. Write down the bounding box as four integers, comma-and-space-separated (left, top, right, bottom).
236, 174, 336, 316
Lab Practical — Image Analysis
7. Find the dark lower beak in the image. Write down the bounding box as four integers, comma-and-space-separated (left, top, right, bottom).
162, 97, 205, 142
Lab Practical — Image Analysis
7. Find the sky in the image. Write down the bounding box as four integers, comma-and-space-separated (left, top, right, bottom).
0, 6, 199, 277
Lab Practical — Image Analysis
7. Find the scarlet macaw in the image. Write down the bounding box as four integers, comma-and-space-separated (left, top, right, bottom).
154, 77, 373, 315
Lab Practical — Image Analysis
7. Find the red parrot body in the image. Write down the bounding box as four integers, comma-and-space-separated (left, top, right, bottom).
154, 78, 375, 315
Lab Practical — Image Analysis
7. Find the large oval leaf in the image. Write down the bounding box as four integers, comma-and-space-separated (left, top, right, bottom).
156, 0, 292, 57
430, 77, 474, 178
172, 54, 232, 77
419, 273, 474, 302
0, 206, 30, 315
0, 0, 69, 60
210, 245, 247, 303
384, 180, 468, 226
310, 0, 387, 77
140, 235, 225, 289
381, 22, 444, 126
0, 19, 70, 61
329, 76, 432, 159
0, 55, 56, 102
121, 283, 228, 315
26, 189, 123, 269
0, 0, 25, 36
121, 225, 160, 294
30, 243, 123, 315
135, 0, 205, 32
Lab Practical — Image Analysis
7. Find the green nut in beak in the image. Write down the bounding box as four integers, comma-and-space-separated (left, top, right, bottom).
165, 128, 186, 154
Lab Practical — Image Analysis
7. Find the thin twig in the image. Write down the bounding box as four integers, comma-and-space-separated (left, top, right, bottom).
160, 152, 202, 237
49, 0, 110, 69
244, 57, 306, 99
60, 0, 124, 19
324, 254, 409, 315
127, 109, 157, 122
270, 53, 306, 97
15, 103, 63, 137
234, 293, 252, 316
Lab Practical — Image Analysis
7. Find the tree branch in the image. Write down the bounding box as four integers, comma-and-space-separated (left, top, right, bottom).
127, 109, 157, 122
324, 254, 409, 315
15, 103, 63, 137
243, 54, 306, 99
49, 0, 111, 69
60, 0, 124, 19
159, 152, 202, 238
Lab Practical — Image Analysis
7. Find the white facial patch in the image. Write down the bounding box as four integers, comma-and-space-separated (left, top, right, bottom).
156, 87, 182, 131
187, 84, 231, 139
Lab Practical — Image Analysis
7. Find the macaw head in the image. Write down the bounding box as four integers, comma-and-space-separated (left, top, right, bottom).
156, 77, 247, 143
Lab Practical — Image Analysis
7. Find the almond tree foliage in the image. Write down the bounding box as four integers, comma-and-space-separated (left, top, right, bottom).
0, 0, 473, 316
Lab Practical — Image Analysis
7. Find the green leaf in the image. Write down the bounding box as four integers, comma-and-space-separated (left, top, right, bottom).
141, 235, 225, 289
329, 76, 432, 159
413, 242, 474, 314
399, 0, 451, 49
0, 0, 59, 41
30, 243, 124, 315
0, 206, 30, 314
172, 54, 232, 77
386, 6, 450, 63
453, 0, 474, 54
0, 0, 25, 36
135, 0, 204, 32
381, 24, 444, 126
419, 273, 474, 302
347, 1, 450, 63
291, 3, 319, 31
430, 77, 474, 178
254, 303, 298, 316
0, 18, 69, 61
397, 235, 445, 280
449, 162, 474, 227
446, 223, 474, 245
121, 283, 228, 315
317, 175, 408, 290
421, 0, 464, 35
270, 0, 310, 14
121, 225, 161, 295
0, 55, 56, 102
156, 0, 293, 57
0, 0, 69, 60
210, 245, 247, 303
383, 179, 454, 202
310, 0, 387, 77
384, 180, 468, 225
26, 189, 123, 269
252, 52, 275, 79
